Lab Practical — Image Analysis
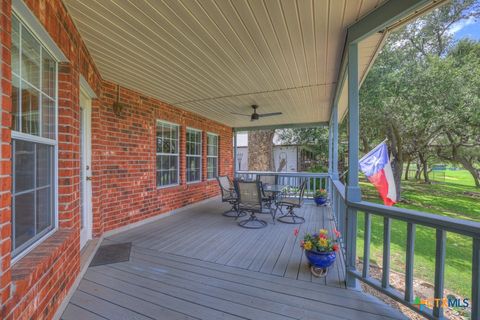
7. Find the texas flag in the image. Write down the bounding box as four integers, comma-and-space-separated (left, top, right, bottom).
359, 142, 397, 206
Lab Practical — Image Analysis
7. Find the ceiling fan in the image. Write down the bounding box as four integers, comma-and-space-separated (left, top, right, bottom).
231, 105, 282, 121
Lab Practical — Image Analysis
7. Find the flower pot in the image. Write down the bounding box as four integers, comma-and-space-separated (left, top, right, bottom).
305, 250, 336, 268
305, 250, 336, 277
314, 196, 327, 206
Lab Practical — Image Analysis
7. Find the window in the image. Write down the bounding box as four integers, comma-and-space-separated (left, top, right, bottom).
156, 121, 179, 187
11, 14, 57, 257
186, 128, 202, 183
207, 133, 218, 179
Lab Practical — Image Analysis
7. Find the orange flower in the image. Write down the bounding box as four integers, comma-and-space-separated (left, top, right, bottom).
333, 244, 339, 252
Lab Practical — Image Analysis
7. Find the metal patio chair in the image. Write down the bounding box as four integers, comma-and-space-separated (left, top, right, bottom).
234, 180, 267, 229
217, 176, 245, 218
257, 174, 276, 204
276, 180, 307, 224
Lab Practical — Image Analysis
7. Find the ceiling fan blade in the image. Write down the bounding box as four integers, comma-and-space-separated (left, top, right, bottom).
230, 112, 251, 117
258, 112, 283, 117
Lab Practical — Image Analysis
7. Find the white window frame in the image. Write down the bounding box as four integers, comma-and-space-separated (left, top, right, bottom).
207, 132, 219, 180
156, 120, 180, 188
186, 127, 202, 184
10, 8, 61, 263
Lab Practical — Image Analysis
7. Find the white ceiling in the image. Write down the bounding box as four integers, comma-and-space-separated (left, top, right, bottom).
64, 0, 385, 128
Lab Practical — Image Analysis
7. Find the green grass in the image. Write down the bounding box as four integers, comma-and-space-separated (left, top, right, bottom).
357, 170, 480, 298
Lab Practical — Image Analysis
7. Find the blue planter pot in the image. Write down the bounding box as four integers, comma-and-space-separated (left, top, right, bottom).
305, 250, 336, 269
314, 196, 327, 206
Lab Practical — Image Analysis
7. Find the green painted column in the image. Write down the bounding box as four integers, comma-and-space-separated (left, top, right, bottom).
346, 42, 361, 289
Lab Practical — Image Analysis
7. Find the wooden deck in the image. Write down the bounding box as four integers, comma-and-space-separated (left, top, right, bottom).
62, 198, 406, 320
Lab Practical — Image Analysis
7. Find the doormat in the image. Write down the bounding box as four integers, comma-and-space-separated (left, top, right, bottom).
90, 242, 132, 267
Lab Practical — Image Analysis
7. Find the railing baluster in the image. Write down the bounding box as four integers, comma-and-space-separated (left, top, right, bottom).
307, 178, 311, 197
382, 217, 391, 288
473, 237, 480, 320
433, 229, 446, 318
346, 207, 358, 288
362, 212, 371, 278
405, 222, 416, 302
338, 196, 344, 239
333, 189, 338, 224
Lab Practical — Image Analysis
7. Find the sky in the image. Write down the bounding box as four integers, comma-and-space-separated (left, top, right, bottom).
451, 15, 480, 41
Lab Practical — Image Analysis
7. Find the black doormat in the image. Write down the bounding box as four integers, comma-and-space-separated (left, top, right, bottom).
90, 242, 132, 267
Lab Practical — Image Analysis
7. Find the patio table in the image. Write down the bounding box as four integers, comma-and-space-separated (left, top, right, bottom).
262, 184, 288, 219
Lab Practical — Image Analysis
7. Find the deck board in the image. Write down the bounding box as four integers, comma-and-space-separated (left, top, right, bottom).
62, 198, 406, 320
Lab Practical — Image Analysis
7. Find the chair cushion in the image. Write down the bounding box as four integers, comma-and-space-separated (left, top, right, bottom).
278, 198, 301, 207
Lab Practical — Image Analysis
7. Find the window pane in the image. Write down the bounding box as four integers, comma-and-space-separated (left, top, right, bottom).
42, 49, 56, 98
12, 75, 20, 131
21, 27, 41, 88
163, 124, 170, 140
207, 157, 218, 179
21, 82, 40, 135
37, 144, 52, 187
36, 187, 52, 234
171, 126, 178, 140
41, 95, 55, 139
162, 155, 169, 170
156, 122, 179, 187
170, 155, 178, 170
170, 139, 177, 154
14, 191, 35, 249
162, 139, 170, 153
14, 140, 35, 192
187, 156, 201, 182
12, 15, 20, 75
170, 170, 178, 184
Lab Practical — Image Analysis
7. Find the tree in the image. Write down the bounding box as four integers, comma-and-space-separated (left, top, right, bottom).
247, 130, 275, 171
432, 40, 480, 187
276, 127, 330, 171
359, 0, 480, 196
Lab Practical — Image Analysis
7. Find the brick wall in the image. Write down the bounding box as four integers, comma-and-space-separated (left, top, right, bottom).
0, 0, 102, 319
0, 0, 234, 318
0, 0, 12, 313
92, 81, 233, 235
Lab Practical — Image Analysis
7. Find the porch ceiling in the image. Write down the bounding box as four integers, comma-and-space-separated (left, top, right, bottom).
64, 0, 384, 129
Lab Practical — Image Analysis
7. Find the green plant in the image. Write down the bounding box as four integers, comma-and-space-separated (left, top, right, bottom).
314, 188, 327, 198
295, 228, 340, 252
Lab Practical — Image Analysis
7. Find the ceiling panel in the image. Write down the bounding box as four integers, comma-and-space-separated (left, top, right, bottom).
64, 0, 385, 128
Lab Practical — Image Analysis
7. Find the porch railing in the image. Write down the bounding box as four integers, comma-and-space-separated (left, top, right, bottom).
331, 177, 480, 320
235, 171, 329, 199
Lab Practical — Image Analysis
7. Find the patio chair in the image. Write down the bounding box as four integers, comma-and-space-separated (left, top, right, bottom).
217, 176, 245, 218
276, 180, 307, 224
257, 174, 276, 204
234, 180, 267, 229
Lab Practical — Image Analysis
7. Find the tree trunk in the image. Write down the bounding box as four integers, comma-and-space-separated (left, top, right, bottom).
459, 158, 480, 188
404, 158, 411, 181
247, 130, 275, 171
419, 153, 430, 183
387, 122, 403, 201
414, 159, 421, 180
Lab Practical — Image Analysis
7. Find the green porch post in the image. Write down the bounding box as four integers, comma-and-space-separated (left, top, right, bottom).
331, 104, 339, 180
328, 122, 333, 196
345, 42, 362, 289
328, 123, 332, 176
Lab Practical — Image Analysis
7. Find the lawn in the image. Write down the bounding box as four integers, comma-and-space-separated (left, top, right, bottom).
356, 170, 480, 298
